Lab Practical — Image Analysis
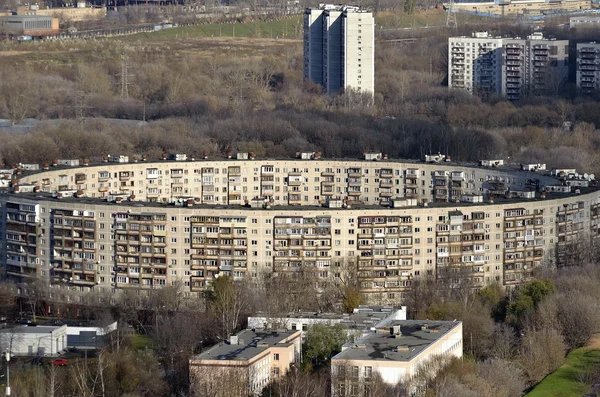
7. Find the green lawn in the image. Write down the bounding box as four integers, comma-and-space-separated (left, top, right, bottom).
526, 346, 600, 397
129, 334, 153, 351
124, 16, 303, 40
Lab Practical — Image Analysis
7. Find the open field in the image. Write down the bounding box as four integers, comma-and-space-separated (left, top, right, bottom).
123, 15, 304, 41
376, 8, 491, 29
526, 335, 600, 397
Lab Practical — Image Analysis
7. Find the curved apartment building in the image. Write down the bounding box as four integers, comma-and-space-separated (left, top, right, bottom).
1, 153, 599, 303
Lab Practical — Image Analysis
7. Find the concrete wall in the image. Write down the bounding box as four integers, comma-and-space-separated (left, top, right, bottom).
2, 325, 68, 357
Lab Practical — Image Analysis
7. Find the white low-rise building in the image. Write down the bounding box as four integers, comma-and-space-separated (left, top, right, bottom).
331, 320, 463, 396
0, 325, 67, 357
248, 306, 407, 338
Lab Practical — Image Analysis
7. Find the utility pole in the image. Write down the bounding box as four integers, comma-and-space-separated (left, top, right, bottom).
119, 53, 131, 99
5, 352, 10, 397
74, 89, 93, 131
446, 0, 458, 29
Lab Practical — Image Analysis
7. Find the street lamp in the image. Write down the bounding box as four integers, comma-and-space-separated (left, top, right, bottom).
5, 352, 10, 397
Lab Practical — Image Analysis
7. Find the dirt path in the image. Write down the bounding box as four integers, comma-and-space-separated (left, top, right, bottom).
0, 50, 32, 57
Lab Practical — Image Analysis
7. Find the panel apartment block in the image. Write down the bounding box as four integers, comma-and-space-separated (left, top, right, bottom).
577, 42, 600, 94
2, 156, 600, 305
448, 32, 503, 95
450, 32, 569, 100
303, 5, 374, 97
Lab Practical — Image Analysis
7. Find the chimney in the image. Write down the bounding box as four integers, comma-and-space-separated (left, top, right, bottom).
229, 335, 238, 345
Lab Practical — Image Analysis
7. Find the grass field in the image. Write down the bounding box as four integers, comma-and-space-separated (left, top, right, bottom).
120, 8, 492, 43
129, 334, 154, 351
125, 16, 303, 41
526, 336, 600, 397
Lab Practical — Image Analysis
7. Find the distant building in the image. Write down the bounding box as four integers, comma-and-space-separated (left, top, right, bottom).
0, 325, 67, 357
446, 0, 591, 16
303, 4, 374, 97
189, 329, 302, 397
570, 15, 600, 28
449, 32, 569, 100
448, 32, 503, 95
331, 320, 463, 396
0, 15, 59, 38
248, 306, 407, 338
576, 42, 600, 94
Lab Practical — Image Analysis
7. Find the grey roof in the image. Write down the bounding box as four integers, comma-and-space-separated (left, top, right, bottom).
194, 329, 297, 362
0, 15, 54, 21
251, 306, 403, 330
333, 320, 461, 362
3, 325, 60, 334
3, 187, 597, 211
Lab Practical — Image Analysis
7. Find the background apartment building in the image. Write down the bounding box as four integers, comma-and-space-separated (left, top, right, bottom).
448, 32, 503, 95
450, 32, 569, 100
577, 42, 600, 94
303, 5, 374, 97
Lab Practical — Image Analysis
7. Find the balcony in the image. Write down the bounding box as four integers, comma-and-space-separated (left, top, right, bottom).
75, 173, 86, 184
344, 168, 359, 177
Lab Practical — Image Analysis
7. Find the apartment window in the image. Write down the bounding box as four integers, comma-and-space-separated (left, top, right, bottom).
291, 323, 297, 330
365, 366, 372, 378
302, 324, 308, 331
274, 353, 279, 361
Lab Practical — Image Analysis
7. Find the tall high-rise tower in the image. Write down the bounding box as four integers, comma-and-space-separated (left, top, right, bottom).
303, 5, 374, 97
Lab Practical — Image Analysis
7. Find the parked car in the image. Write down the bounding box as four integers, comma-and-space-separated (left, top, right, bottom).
50, 359, 68, 366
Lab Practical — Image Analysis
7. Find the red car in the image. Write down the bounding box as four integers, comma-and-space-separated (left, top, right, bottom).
50, 359, 68, 366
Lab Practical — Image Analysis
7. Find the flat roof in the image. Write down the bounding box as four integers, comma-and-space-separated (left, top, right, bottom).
251, 306, 404, 329
3, 187, 597, 211
0, 15, 54, 20
333, 320, 461, 362
194, 329, 298, 362
15, 155, 553, 178
3, 325, 61, 334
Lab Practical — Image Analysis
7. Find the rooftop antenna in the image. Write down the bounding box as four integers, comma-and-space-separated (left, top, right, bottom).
446, 0, 458, 29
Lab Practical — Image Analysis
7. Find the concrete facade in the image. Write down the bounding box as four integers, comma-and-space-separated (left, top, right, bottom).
447, 0, 591, 16
577, 42, 600, 94
189, 329, 301, 396
0, 325, 67, 357
450, 32, 569, 100
248, 306, 407, 338
331, 320, 462, 395
1, 155, 600, 304
304, 5, 374, 97
0, 15, 59, 37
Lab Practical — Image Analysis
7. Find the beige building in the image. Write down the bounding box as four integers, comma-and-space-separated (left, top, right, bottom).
447, 0, 591, 16
577, 42, 600, 94
1, 154, 600, 303
189, 329, 301, 396
450, 32, 569, 100
304, 5, 374, 97
331, 320, 463, 395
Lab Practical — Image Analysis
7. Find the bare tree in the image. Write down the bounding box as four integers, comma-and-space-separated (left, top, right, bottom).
205, 275, 249, 339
